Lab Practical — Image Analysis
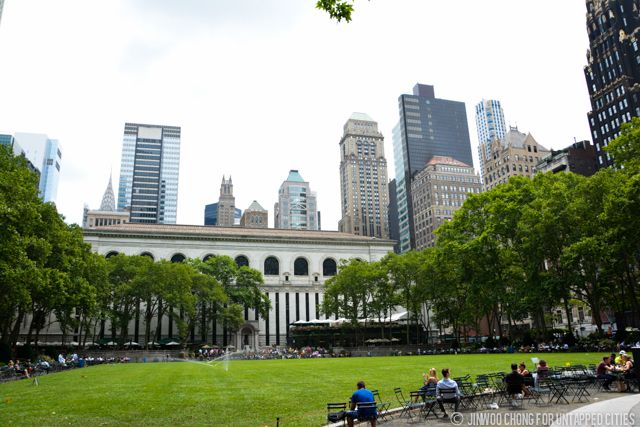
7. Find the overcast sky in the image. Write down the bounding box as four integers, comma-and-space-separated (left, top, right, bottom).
0, 1, 592, 229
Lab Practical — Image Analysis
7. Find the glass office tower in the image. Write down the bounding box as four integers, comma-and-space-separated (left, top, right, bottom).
13, 132, 62, 203
117, 123, 181, 224
274, 170, 318, 230
392, 83, 472, 252
475, 99, 507, 177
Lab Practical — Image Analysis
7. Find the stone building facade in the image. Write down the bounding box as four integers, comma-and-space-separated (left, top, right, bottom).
411, 156, 481, 249
338, 113, 389, 238
481, 127, 550, 191
216, 176, 236, 227
83, 175, 130, 228
240, 200, 268, 228
81, 223, 394, 348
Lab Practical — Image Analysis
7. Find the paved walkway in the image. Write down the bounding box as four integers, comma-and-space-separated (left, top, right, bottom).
356, 391, 638, 427
550, 393, 640, 427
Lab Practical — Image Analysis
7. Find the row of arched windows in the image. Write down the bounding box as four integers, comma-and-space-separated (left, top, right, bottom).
104, 251, 338, 277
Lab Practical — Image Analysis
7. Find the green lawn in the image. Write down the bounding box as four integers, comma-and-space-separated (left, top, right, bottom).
1, 352, 605, 426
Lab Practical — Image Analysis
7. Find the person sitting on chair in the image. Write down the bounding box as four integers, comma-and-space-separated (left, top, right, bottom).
423, 368, 439, 386
536, 360, 549, 378
620, 354, 635, 379
419, 368, 439, 397
346, 381, 377, 427
435, 368, 460, 418
504, 363, 525, 400
518, 362, 533, 396
596, 356, 616, 390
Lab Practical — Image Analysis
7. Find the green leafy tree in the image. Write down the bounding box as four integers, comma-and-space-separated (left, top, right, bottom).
322, 259, 371, 326
316, 0, 356, 22
136, 260, 196, 348
515, 172, 584, 334
0, 144, 45, 349
180, 269, 227, 346
190, 256, 269, 346
106, 254, 154, 345
380, 251, 424, 344
605, 116, 640, 173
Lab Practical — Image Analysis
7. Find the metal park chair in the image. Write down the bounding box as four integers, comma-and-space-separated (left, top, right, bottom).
394, 387, 423, 420
326, 402, 347, 426
370, 389, 391, 422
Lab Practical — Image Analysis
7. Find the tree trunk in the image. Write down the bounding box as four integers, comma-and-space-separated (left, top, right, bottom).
563, 297, 573, 334
625, 264, 640, 327
9, 308, 25, 347
145, 304, 152, 350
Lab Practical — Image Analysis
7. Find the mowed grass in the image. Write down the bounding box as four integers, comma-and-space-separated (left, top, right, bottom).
1, 352, 605, 426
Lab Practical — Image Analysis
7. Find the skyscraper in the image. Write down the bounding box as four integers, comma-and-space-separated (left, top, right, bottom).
274, 170, 318, 230
338, 113, 389, 238
475, 99, 507, 177
100, 174, 116, 212
392, 83, 472, 252
584, 0, 640, 168
13, 132, 62, 203
0, 134, 40, 175
117, 123, 181, 224
217, 175, 236, 227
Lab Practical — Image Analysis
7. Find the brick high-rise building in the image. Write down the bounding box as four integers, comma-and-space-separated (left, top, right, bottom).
411, 156, 481, 249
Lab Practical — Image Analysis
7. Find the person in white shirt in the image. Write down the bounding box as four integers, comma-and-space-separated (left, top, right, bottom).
435, 368, 460, 417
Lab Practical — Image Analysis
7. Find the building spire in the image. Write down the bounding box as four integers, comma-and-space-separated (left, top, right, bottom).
100, 173, 116, 211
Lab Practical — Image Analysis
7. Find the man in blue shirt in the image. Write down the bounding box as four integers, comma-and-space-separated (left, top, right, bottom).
346, 381, 377, 427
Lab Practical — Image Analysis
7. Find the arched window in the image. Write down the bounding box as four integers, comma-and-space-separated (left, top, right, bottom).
171, 253, 186, 263
323, 258, 337, 277
105, 251, 119, 259
140, 252, 155, 261
203, 254, 215, 262
294, 257, 308, 276
264, 257, 279, 276
235, 255, 249, 267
